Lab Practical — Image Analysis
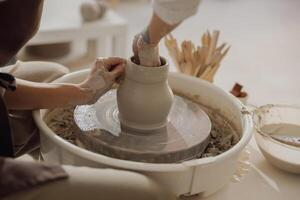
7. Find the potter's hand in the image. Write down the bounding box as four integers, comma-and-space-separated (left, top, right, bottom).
132, 30, 161, 67
79, 57, 125, 104
4, 58, 125, 109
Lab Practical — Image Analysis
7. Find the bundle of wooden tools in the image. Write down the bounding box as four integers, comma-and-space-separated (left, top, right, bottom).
164, 30, 230, 82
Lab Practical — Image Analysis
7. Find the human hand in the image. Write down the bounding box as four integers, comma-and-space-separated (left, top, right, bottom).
79, 57, 125, 104
132, 31, 161, 67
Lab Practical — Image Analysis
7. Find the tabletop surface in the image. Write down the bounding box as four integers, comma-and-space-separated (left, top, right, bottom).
201, 137, 300, 200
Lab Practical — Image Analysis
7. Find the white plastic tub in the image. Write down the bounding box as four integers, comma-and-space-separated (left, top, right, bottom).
33, 70, 253, 197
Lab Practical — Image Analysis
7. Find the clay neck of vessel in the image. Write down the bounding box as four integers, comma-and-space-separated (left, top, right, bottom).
126, 56, 168, 83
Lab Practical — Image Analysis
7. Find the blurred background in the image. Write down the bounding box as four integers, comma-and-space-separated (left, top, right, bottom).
18, 0, 300, 106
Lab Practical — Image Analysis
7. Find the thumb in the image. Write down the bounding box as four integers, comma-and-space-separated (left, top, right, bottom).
110, 63, 125, 79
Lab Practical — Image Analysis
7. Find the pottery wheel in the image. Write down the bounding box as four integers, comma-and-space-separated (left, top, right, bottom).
74, 90, 211, 163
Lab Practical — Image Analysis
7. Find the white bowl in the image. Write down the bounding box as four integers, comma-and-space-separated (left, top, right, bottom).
33, 70, 253, 198
254, 104, 300, 174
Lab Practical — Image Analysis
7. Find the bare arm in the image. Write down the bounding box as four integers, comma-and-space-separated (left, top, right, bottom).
133, 0, 201, 66
4, 79, 90, 110
146, 12, 179, 45
4, 57, 125, 110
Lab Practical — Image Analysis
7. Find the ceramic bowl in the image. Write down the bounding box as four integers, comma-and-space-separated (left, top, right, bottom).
254, 104, 300, 174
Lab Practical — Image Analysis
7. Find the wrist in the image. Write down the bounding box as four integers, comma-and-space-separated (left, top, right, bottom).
76, 84, 94, 105
141, 28, 159, 46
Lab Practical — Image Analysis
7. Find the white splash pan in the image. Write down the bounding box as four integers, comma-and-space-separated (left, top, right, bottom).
33, 70, 253, 198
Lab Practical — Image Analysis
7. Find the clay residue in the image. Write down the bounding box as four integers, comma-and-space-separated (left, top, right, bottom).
199, 107, 239, 158
45, 107, 78, 144
173, 91, 240, 157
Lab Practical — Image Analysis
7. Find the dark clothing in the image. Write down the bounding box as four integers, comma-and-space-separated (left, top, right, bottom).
0, 0, 44, 66
0, 72, 15, 157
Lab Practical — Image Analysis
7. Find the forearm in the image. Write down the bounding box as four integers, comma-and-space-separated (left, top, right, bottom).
147, 0, 201, 44
147, 12, 178, 45
133, 0, 201, 66
4, 79, 91, 110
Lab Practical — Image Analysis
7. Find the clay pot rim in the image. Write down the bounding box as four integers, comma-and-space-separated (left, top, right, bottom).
126, 56, 169, 83
129, 56, 168, 70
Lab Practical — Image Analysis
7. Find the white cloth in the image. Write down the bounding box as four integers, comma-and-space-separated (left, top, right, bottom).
153, 0, 201, 25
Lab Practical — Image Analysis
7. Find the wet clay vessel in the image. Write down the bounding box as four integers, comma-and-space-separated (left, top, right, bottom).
117, 57, 174, 131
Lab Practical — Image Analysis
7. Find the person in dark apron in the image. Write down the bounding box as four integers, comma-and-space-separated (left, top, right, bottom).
0, 1, 174, 200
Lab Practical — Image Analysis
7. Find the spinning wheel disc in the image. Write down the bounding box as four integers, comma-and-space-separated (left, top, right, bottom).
74, 90, 211, 163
